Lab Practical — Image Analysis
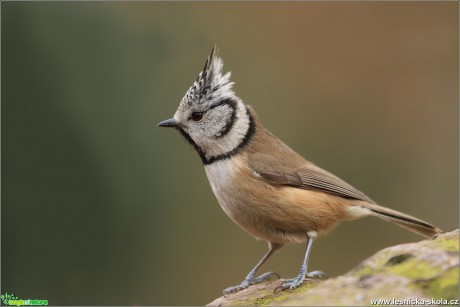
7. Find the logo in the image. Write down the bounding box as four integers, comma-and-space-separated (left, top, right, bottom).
1, 293, 48, 306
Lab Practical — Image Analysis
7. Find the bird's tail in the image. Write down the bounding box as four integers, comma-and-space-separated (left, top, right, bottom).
359, 203, 442, 238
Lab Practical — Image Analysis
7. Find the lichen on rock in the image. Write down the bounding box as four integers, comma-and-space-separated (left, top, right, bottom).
207, 230, 459, 306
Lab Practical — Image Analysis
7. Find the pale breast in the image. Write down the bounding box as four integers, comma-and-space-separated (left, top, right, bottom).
204, 159, 238, 220
204, 156, 305, 244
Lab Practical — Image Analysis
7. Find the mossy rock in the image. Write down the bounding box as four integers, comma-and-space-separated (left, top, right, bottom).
207, 277, 322, 306
207, 230, 459, 306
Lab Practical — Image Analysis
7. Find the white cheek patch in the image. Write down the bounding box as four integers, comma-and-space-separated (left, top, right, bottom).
191, 101, 250, 160
200, 104, 234, 137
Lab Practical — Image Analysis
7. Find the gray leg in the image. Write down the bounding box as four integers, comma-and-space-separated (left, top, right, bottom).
277, 231, 326, 291
223, 243, 282, 295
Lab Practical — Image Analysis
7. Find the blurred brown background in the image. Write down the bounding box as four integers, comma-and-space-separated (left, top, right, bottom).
2, 1, 458, 306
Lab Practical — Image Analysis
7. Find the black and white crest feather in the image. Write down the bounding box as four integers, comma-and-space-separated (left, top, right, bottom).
180, 45, 235, 109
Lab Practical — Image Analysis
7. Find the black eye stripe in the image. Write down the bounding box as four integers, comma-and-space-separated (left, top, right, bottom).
209, 98, 237, 110
190, 99, 237, 123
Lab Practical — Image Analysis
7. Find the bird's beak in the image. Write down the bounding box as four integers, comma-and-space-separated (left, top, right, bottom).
157, 118, 178, 128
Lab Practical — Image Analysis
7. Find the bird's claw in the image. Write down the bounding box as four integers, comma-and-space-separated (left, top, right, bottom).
253, 271, 280, 283
274, 270, 327, 293
223, 271, 280, 295
274, 275, 304, 292
307, 270, 328, 280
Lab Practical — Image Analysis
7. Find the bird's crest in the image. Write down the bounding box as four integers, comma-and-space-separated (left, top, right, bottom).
180, 45, 234, 108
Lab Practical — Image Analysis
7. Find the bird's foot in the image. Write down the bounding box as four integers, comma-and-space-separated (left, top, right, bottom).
223, 271, 280, 295
307, 270, 328, 280
275, 270, 327, 292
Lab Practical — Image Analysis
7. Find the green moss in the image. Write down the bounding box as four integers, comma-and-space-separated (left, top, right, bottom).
353, 265, 374, 277
352, 250, 399, 277
230, 280, 318, 306
354, 253, 439, 280
415, 267, 460, 300
385, 259, 440, 279
430, 236, 459, 252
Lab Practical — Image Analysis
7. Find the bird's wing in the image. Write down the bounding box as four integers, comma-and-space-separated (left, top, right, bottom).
248, 152, 375, 204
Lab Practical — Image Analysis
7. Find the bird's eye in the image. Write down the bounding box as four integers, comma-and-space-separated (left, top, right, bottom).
190, 112, 204, 121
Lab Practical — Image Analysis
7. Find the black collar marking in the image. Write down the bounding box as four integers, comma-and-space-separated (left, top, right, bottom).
204, 107, 255, 165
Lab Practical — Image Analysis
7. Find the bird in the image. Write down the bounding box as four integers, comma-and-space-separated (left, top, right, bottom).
157, 45, 442, 294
